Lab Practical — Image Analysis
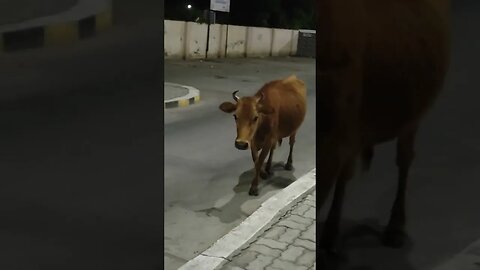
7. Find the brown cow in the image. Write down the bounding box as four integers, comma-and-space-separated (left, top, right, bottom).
219, 75, 307, 196
316, 0, 451, 256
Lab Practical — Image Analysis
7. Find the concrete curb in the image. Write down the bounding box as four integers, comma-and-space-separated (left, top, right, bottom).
178, 168, 316, 270
164, 83, 201, 109
0, 0, 112, 53
431, 239, 480, 270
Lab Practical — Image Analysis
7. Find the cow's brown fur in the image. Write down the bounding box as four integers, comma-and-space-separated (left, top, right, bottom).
316, 0, 451, 254
220, 75, 307, 196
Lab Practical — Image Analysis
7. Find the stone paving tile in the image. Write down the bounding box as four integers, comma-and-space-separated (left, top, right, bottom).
224, 266, 246, 270
297, 250, 316, 267
291, 204, 311, 216
245, 254, 275, 270
277, 219, 308, 231
248, 244, 282, 257
294, 238, 316, 251
303, 198, 315, 207
304, 207, 315, 219
280, 245, 306, 262
284, 214, 313, 225
229, 251, 259, 268
270, 258, 309, 270
278, 227, 302, 243
299, 223, 315, 242
221, 190, 315, 270
256, 238, 289, 250
263, 226, 286, 240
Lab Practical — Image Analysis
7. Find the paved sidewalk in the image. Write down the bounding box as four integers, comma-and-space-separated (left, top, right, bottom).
220, 190, 316, 270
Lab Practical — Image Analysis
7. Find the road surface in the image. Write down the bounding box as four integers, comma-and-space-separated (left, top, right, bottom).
164, 57, 316, 270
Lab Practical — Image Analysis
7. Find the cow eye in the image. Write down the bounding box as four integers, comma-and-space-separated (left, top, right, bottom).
253, 116, 258, 122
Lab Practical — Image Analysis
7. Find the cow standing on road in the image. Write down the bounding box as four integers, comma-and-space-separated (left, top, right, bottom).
219, 75, 307, 196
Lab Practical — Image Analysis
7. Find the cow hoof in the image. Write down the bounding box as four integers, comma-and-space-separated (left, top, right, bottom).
248, 187, 259, 196
284, 163, 293, 171
382, 229, 406, 248
260, 170, 272, 179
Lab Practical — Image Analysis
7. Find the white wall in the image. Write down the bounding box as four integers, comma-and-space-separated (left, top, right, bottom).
246, 27, 272, 57
185, 22, 208, 60
207, 24, 222, 58
164, 20, 186, 59
219, 25, 247, 58
291, 30, 299, 56
272, 28, 293, 56
163, 19, 313, 60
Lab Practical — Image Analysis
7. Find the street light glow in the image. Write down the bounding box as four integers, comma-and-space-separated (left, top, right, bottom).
187, 4, 192, 9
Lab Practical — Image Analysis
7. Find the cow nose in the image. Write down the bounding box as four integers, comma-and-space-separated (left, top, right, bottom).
235, 141, 249, 150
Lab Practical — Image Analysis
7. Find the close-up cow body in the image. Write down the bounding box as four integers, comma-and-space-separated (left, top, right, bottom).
316, 0, 451, 266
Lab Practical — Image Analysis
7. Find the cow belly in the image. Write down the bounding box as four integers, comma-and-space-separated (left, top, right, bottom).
277, 104, 306, 138
360, 84, 438, 145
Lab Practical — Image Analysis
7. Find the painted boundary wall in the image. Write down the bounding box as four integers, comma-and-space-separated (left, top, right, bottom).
164, 19, 308, 60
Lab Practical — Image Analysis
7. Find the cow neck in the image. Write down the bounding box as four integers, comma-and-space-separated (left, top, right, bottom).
253, 114, 272, 143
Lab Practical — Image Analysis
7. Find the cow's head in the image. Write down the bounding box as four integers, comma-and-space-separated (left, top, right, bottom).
219, 90, 274, 150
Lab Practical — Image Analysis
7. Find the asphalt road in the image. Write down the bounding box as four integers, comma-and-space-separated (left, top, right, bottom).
164, 57, 316, 269
319, 1, 480, 269
0, 1, 164, 270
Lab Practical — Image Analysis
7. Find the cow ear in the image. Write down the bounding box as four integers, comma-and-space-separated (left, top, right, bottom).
219, 102, 236, 113
257, 104, 274, 115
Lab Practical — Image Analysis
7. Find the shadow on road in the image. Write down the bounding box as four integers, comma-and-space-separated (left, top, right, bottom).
198, 162, 297, 224
319, 218, 416, 270
234, 162, 297, 193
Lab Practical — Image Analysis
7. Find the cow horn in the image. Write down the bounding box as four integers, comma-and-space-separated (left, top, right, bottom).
232, 90, 239, 102
258, 92, 264, 102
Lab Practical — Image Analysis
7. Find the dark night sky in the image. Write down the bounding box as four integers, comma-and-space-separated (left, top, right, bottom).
164, 0, 315, 29
165, 0, 209, 11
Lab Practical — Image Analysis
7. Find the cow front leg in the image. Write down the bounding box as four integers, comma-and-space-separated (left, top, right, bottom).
317, 142, 344, 268
262, 145, 276, 179
320, 157, 355, 252
383, 128, 417, 248
285, 133, 296, 170
249, 144, 271, 196
251, 145, 258, 163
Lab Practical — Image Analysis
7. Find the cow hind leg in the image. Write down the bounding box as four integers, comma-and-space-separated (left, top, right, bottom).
383, 128, 417, 248
284, 133, 296, 170
261, 146, 275, 179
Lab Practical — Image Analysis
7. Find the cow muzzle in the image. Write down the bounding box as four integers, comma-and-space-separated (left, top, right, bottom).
234, 140, 249, 150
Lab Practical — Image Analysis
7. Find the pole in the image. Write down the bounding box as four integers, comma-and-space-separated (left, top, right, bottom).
206, 10, 211, 59
224, 13, 230, 58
